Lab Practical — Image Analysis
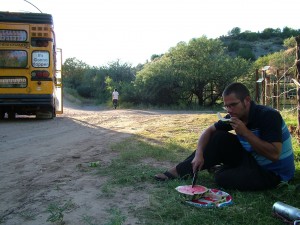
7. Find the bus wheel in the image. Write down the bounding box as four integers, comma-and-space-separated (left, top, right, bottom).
53, 107, 56, 118
8, 111, 16, 119
49, 107, 55, 119
0, 111, 5, 120
49, 110, 54, 119
36, 110, 54, 119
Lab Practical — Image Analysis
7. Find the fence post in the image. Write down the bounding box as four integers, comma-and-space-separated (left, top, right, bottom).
262, 70, 266, 105
255, 69, 259, 103
276, 70, 280, 110
295, 35, 300, 140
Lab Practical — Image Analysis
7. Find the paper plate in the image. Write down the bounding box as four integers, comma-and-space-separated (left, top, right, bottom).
175, 185, 208, 196
185, 189, 233, 208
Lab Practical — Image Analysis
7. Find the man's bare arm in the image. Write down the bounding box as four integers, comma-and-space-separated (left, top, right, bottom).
192, 125, 216, 172
230, 117, 281, 161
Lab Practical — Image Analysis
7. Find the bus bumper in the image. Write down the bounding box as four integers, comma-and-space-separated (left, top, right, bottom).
0, 94, 55, 117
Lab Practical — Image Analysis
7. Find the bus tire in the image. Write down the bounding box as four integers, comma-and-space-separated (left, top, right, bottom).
36, 110, 53, 119
8, 111, 16, 119
0, 111, 5, 120
53, 107, 56, 118
49, 110, 54, 119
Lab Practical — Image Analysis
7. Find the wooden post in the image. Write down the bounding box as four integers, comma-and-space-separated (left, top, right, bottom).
295, 36, 300, 140
276, 70, 280, 110
255, 69, 259, 102
265, 74, 271, 106
262, 70, 265, 105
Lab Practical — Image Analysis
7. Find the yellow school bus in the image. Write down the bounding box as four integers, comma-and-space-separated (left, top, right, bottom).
0, 11, 62, 119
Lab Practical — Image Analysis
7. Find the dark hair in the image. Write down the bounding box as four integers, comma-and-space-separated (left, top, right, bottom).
114, 88, 117, 91
222, 83, 250, 101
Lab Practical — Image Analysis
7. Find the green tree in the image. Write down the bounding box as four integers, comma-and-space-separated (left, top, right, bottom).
228, 27, 241, 36
102, 60, 136, 103
63, 57, 90, 89
77, 69, 97, 98
249, 42, 296, 95
281, 27, 300, 38
135, 56, 182, 105
62, 58, 136, 103
239, 31, 259, 41
135, 36, 250, 106
238, 48, 256, 61
228, 40, 240, 52
105, 60, 135, 84
283, 37, 296, 49
150, 54, 164, 61
169, 37, 249, 106
254, 49, 295, 73
261, 28, 281, 39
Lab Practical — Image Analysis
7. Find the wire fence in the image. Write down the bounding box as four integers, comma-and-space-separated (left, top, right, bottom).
256, 64, 298, 112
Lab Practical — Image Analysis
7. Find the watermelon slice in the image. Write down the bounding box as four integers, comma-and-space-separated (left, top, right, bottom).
175, 185, 208, 196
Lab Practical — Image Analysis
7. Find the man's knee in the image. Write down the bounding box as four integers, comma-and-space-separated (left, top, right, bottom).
214, 168, 241, 190
214, 168, 271, 191
211, 131, 235, 144
215, 173, 241, 190
214, 171, 227, 188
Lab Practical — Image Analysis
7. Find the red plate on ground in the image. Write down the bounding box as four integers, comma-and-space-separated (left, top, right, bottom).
175, 185, 208, 196
185, 189, 233, 208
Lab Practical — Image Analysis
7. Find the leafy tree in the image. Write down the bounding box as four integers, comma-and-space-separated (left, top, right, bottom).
239, 32, 259, 41
283, 37, 296, 49
105, 60, 135, 84
172, 37, 250, 106
249, 42, 296, 97
238, 48, 256, 61
118, 81, 137, 104
91, 68, 109, 103
63, 57, 90, 89
228, 40, 240, 52
100, 60, 136, 102
281, 27, 300, 39
261, 28, 281, 39
134, 56, 182, 105
135, 36, 250, 106
62, 58, 137, 103
150, 54, 164, 61
254, 49, 295, 73
228, 27, 241, 36
77, 69, 97, 98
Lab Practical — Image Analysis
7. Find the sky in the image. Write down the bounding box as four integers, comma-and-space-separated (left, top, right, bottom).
1, 0, 299, 67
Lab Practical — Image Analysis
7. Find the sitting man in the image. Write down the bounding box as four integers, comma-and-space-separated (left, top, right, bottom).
155, 82, 295, 191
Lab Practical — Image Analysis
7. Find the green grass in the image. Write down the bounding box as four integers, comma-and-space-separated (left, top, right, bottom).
96, 112, 300, 225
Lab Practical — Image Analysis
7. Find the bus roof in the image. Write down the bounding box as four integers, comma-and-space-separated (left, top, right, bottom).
0, 11, 53, 24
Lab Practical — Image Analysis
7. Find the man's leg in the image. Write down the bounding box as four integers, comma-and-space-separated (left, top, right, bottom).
176, 131, 243, 178
175, 151, 196, 178
154, 152, 194, 181
214, 152, 281, 191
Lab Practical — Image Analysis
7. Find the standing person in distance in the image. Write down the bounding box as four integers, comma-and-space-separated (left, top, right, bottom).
112, 88, 119, 109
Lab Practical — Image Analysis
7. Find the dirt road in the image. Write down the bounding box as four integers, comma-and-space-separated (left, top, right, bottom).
1, 100, 185, 225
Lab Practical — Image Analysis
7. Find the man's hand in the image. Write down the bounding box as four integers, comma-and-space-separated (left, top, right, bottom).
191, 153, 204, 173
229, 117, 248, 136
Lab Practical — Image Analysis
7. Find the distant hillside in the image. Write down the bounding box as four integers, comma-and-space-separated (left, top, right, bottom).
218, 27, 300, 60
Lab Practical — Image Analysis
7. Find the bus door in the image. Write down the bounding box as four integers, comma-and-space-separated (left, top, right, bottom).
55, 48, 63, 114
